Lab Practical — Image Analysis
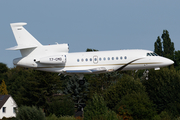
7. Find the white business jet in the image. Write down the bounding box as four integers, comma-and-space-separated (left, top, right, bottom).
7, 23, 174, 79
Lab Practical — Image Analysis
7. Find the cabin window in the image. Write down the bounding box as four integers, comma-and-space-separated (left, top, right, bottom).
116, 57, 118, 60
124, 56, 127, 59
112, 57, 114, 60
77, 59, 80, 62
108, 57, 110, 60
103, 57, 106, 60
86, 58, 88, 61
81, 59, 84, 62
120, 56, 123, 60
90, 58, 92, 61
2, 107, 6, 113
99, 58, 102, 61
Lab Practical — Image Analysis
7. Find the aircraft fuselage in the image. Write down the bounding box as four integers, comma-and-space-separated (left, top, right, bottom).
13, 49, 174, 74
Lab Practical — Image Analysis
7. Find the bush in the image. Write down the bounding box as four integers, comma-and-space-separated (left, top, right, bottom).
16, 106, 45, 120
46, 114, 76, 120
104, 110, 122, 120
47, 98, 74, 117
59, 116, 76, 120
1, 117, 16, 120
46, 114, 58, 120
84, 110, 120, 120
160, 111, 172, 120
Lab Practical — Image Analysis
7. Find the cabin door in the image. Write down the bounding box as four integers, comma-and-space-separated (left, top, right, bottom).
93, 56, 98, 64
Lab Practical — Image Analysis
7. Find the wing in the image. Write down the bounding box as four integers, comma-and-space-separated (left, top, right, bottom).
64, 67, 107, 74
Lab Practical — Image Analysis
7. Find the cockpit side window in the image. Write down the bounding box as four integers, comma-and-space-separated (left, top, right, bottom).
150, 53, 154, 56
147, 52, 159, 56
147, 53, 151, 56
153, 53, 159, 56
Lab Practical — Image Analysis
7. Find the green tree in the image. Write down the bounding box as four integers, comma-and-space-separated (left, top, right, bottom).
174, 50, 180, 70
87, 71, 121, 98
114, 93, 156, 120
47, 98, 75, 117
5, 67, 62, 109
5, 67, 30, 106
63, 75, 89, 107
0, 80, 8, 95
154, 30, 175, 60
84, 93, 108, 119
0, 63, 8, 81
0, 63, 8, 74
161, 30, 175, 60
16, 106, 45, 120
104, 75, 146, 110
142, 68, 180, 117
86, 48, 98, 52
84, 93, 119, 120
154, 36, 163, 56
30, 70, 62, 108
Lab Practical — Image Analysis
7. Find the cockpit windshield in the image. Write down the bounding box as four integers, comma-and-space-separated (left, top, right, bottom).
147, 52, 159, 56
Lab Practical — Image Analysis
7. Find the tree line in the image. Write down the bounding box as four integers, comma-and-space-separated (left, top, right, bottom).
0, 30, 180, 120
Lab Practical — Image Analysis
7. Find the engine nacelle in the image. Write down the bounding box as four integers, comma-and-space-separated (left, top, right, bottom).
43, 43, 69, 53
36, 55, 66, 64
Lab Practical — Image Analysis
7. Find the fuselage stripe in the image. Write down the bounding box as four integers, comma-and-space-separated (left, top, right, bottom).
36, 62, 163, 68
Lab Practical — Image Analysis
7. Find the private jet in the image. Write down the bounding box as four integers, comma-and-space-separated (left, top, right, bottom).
7, 23, 174, 79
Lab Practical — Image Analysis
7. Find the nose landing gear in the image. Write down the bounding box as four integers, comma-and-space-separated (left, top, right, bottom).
143, 69, 149, 80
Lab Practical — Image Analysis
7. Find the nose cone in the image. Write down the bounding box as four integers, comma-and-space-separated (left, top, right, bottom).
169, 59, 174, 65
163, 58, 174, 66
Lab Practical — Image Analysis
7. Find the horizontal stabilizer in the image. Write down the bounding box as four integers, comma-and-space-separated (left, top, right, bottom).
6, 45, 38, 50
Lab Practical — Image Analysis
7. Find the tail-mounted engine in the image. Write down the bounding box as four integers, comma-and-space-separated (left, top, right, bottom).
33, 43, 69, 64
35, 55, 67, 64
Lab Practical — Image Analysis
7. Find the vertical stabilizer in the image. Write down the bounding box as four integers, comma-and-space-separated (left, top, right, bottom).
7, 23, 43, 57
10, 22, 42, 48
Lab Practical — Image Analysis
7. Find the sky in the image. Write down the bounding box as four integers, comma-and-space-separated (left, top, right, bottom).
0, 1, 180, 68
